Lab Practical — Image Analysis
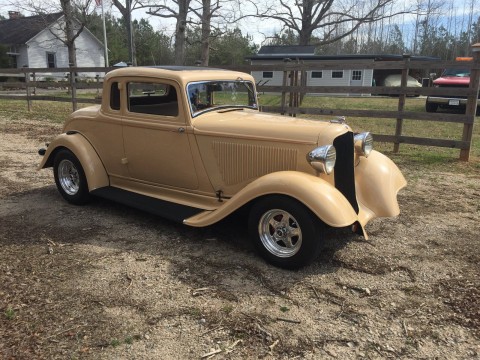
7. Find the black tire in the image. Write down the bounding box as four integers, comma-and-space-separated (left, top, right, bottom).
248, 195, 324, 269
425, 101, 438, 113
53, 149, 91, 205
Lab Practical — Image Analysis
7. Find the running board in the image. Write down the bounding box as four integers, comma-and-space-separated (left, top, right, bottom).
91, 187, 204, 223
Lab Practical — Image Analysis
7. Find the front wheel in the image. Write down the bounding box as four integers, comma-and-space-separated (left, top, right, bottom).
53, 149, 91, 205
425, 101, 438, 113
248, 196, 324, 269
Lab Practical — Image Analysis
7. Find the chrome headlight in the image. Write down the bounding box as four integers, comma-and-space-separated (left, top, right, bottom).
354, 132, 373, 157
306, 145, 336, 174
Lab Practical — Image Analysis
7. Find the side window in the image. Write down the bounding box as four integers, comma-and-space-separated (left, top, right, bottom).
332, 71, 344, 79
127, 82, 178, 117
110, 82, 120, 110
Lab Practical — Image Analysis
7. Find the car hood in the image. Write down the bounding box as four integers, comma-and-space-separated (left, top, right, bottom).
433, 76, 470, 86
192, 109, 349, 145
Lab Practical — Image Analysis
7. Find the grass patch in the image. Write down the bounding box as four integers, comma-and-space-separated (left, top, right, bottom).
5, 308, 15, 320
0, 98, 93, 123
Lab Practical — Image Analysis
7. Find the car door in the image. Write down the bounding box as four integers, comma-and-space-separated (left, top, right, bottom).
122, 79, 199, 189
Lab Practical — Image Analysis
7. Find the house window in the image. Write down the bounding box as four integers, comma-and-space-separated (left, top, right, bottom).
311, 71, 322, 78
46, 52, 56, 68
352, 70, 362, 81
332, 71, 344, 79
263, 71, 273, 78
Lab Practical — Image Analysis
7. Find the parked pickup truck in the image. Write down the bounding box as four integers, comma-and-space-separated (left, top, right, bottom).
38, 66, 406, 269
426, 57, 474, 113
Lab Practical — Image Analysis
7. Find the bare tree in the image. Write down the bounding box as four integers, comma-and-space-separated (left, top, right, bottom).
189, 0, 219, 65
110, 0, 149, 65
241, 0, 411, 46
147, 0, 192, 65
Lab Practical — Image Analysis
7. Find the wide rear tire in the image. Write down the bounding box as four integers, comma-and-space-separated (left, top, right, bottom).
248, 196, 324, 269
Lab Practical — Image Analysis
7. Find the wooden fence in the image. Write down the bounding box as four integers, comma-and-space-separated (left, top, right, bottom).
0, 55, 478, 161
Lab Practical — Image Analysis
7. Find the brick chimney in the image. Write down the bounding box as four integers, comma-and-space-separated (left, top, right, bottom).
8, 11, 21, 19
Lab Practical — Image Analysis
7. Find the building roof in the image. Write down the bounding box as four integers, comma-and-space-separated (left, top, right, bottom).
0, 13, 63, 46
257, 45, 316, 56
248, 52, 440, 62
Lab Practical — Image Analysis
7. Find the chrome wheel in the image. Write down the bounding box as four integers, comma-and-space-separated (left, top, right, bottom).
258, 209, 302, 258
57, 159, 80, 195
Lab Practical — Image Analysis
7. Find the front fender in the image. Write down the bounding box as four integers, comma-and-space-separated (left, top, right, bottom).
38, 133, 109, 191
184, 171, 358, 228
355, 150, 407, 226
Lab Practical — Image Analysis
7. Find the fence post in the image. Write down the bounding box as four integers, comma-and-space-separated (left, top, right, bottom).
32, 72, 36, 95
393, 54, 410, 153
23, 67, 32, 112
460, 43, 480, 161
69, 64, 77, 111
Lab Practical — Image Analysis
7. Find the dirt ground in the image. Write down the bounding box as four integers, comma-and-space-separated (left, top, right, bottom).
0, 116, 479, 359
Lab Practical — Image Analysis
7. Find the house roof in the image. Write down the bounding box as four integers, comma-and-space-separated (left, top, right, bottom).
0, 13, 63, 46
257, 45, 316, 56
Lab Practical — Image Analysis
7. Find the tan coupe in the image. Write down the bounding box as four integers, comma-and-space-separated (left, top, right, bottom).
39, 66, 406, 269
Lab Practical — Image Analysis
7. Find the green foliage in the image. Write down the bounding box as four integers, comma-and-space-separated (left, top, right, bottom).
5, 308, 15, 320
209, 29, 258, 66
185, 27, 257, 66
0, 44, 10, 68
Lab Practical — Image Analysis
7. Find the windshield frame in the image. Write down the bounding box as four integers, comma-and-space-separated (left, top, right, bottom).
186, 79, 258, 118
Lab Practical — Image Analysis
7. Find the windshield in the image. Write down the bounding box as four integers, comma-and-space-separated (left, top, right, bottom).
187, 80, 257, 116
442, 68, 470, 77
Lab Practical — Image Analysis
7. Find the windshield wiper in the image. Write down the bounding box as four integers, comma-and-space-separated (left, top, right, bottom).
218, 107, 244, 113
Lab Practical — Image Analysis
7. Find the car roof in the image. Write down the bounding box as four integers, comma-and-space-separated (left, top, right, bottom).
104, 66, 254, 87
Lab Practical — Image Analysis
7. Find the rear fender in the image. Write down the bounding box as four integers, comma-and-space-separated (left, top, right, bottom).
184, 171, 358, 227
38, 133, 109, 191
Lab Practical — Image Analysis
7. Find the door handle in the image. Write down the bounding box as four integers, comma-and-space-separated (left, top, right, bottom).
178, 127, 185, 133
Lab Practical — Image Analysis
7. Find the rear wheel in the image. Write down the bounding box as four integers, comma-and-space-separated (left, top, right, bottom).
53, 149, 91, 205
248, 196, 324, 269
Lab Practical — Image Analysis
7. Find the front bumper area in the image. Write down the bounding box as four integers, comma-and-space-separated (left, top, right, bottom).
426, 96, 467, 106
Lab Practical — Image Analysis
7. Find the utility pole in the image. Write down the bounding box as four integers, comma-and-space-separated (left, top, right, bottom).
126, 0, 133, 65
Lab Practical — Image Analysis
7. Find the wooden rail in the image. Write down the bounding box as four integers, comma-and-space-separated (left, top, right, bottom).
0, 54, 478, 161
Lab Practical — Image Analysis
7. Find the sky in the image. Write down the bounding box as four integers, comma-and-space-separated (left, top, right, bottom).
0, 0, 479, 47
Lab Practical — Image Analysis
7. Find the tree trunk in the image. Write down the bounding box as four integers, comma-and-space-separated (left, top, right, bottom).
60, 0, 77, 67
298, 28, 313, 46
112, 0, 136, 65
200, 0, 211, 66
174, 0, 190, 65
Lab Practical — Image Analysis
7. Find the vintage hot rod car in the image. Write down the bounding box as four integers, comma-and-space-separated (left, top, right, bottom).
39, 66, 406, 269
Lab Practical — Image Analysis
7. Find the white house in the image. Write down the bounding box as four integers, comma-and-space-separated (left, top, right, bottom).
0, 11, 105, 79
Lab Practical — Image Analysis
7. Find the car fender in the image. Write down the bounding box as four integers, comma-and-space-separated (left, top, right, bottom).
184, 171, 358, 228
355, 150, 407, 226
38, 132, 109, 191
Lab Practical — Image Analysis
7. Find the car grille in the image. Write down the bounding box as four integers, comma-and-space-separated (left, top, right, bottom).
333, 132, 359, 214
